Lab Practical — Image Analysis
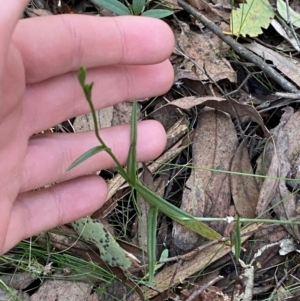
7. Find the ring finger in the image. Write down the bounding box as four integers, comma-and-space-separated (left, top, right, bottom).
20, 120, 166, 192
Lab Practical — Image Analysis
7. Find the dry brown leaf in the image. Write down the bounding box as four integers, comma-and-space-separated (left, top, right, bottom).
162, 0, 181, 8
187, 0, 230, 22
244, 42, 300, 87
271, 19, 300, 51
198, 286, 230, 301
231, 139, 259, 218
168, 96, 270, 137
172, 109, 238, 251
183, 285, 230, 301
30, 280, 95, 301
255, 146, 279, 215
175, 21, 236, 83
271, 112, 300, 239
151, 99, 184, 132
73, 106, 113, 132
0, 273, 34, 290
255, 109, 294, 216
112, 102, 142, 126
256, 108, 300, 239
211, 0, 232, 7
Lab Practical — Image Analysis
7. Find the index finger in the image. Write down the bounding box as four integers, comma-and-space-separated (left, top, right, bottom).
13, 15, 175, 83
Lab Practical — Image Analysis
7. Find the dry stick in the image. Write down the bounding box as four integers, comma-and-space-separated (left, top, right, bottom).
177, 0, 299, 93
268, 264, 300, 299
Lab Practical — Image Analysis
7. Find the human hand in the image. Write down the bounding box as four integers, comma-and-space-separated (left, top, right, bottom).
0, 1, 174, 255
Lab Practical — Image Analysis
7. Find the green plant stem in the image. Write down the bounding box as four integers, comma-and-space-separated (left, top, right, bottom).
156, 161, 299, 182
194, 217, 300, 225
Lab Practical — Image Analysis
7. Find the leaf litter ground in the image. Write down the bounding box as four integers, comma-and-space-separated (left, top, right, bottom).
3, 0, 300, 300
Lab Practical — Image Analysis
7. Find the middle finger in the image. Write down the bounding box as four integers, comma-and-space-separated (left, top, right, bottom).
23, 60, 173, 135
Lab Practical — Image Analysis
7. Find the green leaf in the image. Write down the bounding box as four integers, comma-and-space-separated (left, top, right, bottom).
78, 66, 86, 87
141, 9, 173, 18
277, 0, 300, 28
132, 0, 145, 15
127, 101, 138, 186
147, 206, 158, 283
78, 67, 93, 101
67, 145, 106, 171
143, 248, 168, 280
230, 0, 274, 37
233, 216, 241, 260
71, 217, 131, 270
91, 0, 130, 15
135, 181, 221, 241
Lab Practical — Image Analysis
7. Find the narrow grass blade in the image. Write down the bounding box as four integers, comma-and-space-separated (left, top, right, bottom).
91, 0, 131, 15
135, 181, 221, 240
147, 206, 158, 283
233, 216, 241, 260
127, 101, 138, 186
141, 9, 173, 18
67, 145, 106, 171
0, 280, 23, 301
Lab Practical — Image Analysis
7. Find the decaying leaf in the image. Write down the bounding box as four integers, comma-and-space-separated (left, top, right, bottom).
254, 106, 294, 215
271, 19, 300, 51
30, 280, 96, 301
230, 0, 274, 37
172, 109, 238, 251
151, 99, 185, 132
71, 217, 131, 270
181, 283, 230, 301
244, 42, 300, 87
168, 95, 270, 138
255, 142, 279, 215
277, 0, 300, 28
188, 0, 230, 22
175, 20, 236, 83
231, 139, 259, 218
256, 108, 300, 239
112, 102, 142, 126
73, 106, 113, 132
198, 286, 230, 301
